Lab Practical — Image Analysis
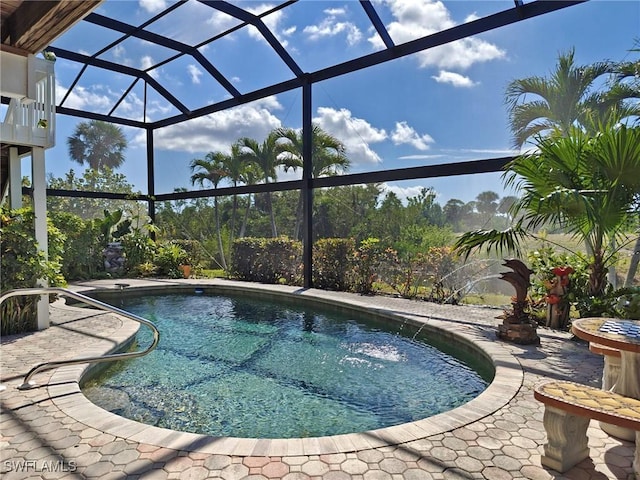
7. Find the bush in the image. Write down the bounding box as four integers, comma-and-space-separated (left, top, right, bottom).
231, 237, 302, 284
155, 242, 190, 278
527, 246, 591, 318
349, 237, 385, 295
313, 238, 355, 291
121, 230, 157, 275
378, 249, 430, 299
49, 211, 103, 280
1, 206, 66, 335
170, 239, 204, 267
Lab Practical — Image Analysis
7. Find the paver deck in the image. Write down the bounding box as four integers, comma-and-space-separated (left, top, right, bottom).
1, 278, 637, 479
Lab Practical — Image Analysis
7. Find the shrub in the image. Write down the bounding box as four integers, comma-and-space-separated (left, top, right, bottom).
1, 206, 66, 335
170, 239, 204, 267
422, 246, 463, 303
231, 237, 302, 284
527, 246, 591, 318
155, 242, 190, 278
378, 250, 430, 299
349, 237, 385, 295
313, 238, 355, 291
49, 211, 103, 280
121, 230, 157, 275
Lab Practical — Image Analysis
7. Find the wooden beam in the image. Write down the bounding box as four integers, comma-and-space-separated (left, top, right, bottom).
5, 1, 102, 53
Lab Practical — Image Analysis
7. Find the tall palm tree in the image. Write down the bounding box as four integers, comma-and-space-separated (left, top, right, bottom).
505, 48, 638, 148
221, 143, 250, 246
455, 125, 640, 302
190, 151, 230, 269
235, 131, 300, 237
274, 124, 349, 239
67, 120, 127, 171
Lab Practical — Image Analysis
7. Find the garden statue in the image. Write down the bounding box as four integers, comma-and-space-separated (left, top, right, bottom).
497, 259, 540, 345
103, 242, 126, 274
544, 266, 574, 329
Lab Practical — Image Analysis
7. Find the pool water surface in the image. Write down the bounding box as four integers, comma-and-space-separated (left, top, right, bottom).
83, 292, 490, 438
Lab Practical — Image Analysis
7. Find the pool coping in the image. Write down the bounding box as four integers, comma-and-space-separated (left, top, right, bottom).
48, 279, 524, 457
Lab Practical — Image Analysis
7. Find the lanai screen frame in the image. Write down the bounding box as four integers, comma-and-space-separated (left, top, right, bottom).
37, 0, 586, 287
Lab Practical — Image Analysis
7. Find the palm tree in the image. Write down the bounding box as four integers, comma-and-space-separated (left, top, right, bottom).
455, 125, 640, 303
505, 48, 638, 148
238, 162, 261, 239
190, 152, 230, 269
235, 131, 300, 237
219, 144, 251, 246
274, 125, 350, 239
67, 120, 127, 171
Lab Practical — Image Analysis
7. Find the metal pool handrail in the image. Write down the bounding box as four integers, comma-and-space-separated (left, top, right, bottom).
0, 287, 160, 390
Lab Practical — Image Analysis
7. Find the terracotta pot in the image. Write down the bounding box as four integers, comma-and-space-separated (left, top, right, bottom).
179, 265, 191, 278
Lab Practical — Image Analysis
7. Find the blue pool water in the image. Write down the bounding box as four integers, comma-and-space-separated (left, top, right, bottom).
83, 292, 490, 438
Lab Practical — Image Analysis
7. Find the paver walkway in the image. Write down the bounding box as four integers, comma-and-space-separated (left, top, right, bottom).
1, 279, 637, 479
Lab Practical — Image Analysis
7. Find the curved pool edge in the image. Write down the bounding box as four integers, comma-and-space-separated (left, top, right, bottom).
51, 279, 524, 456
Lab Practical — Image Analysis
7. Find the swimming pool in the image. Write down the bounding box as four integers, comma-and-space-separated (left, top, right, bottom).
82, 289, 492, 439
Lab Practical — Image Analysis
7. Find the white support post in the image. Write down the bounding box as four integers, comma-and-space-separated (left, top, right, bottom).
31, 147, 49, 329
9, 147, 22, 209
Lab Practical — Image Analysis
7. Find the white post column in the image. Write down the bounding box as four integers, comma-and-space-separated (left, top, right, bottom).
31, 147, 49, 329
9, 147, 22, 209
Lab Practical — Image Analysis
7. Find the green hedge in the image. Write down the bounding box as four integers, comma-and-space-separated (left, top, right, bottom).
313, 238, 355, 291
231, 237, 302, 284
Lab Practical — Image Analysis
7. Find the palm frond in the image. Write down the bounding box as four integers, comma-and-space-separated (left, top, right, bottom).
453, 225, 530, 261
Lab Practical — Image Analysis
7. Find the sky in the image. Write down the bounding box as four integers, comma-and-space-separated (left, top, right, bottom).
32, 0, 640, 206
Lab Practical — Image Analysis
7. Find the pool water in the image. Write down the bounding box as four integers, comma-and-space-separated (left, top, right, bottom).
83, 292, 490, 438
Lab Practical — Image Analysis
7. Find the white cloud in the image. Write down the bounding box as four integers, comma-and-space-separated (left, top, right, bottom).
135, 97, 284, 153
206, 10, 239, 32
391, 121, 434, 150
245, 4, 291, 48
368, 0, 505, 70
398, 154, 445, 161
139, 0, 167, 14
187, 64, 203, 84
381, 183, 437, 205
465, 12, 481, 23
457, 148, 520, 155
431, 70, 478, 87
313, 107, 386, 166
55, 82, 113, 111
303, 7, 362, 45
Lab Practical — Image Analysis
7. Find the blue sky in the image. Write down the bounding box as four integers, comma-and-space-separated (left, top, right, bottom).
39, 0, 639, 205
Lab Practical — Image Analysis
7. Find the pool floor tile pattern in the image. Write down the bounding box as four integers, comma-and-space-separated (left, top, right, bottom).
1, 279, 637, 479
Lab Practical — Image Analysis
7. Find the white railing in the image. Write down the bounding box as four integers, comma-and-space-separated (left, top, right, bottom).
0, 54, 56, 148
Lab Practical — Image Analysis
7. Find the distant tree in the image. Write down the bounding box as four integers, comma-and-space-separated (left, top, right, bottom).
443, 199, 470, 231
47, 168, 138, 220
67, 120, 127, 171
475, 191, 500, 220
407, 188, 446, 227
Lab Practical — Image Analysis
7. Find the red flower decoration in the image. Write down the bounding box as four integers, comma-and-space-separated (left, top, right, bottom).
546, 294, 561, 304
552, 266, 574, 277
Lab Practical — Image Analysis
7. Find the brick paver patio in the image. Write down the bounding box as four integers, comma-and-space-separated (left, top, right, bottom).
1, 279, 636, 479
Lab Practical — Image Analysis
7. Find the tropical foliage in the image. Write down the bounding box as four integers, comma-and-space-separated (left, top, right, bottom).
0, 207, 65, 334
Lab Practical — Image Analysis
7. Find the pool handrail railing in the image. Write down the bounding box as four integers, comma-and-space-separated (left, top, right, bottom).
0, 287, 160, 390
